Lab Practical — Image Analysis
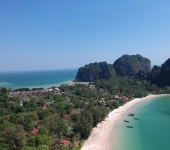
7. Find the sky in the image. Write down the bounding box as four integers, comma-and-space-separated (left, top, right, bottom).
0, 0, 170, 71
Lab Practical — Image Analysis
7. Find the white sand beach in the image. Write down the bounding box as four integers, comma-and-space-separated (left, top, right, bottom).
81, 94, 167, 150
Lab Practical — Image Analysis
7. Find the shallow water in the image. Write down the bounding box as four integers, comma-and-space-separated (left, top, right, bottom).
0, 69, 77, 88
112, 96, 170, 150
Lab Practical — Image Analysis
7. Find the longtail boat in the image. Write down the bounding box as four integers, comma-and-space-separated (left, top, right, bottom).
126, 126, 134, 128
128, 113, 135, 116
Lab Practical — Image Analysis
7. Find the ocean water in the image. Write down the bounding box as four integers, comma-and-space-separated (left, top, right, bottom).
112, 95, 170, 150
0, 69, 77, 89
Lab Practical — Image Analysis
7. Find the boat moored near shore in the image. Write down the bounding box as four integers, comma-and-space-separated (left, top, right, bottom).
126, 126, 134, 128
128, 113, 135, 116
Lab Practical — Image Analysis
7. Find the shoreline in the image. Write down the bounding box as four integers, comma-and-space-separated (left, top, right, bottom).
3, 80, 75, 89
3, 81, 89, 89
26, 80, 75, 89
28, 81, 89, 89
81, 94, 169, 150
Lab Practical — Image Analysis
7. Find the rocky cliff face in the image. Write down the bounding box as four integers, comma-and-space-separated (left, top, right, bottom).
151, 65, 161, 80
113, 54, 151, 76
75, 62, 116, 82
161, 58, 170, 77
75, 55, 170, 87
151, 58, 170, 86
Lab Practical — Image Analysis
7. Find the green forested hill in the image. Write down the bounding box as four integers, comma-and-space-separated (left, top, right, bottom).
75, 62, 116, 82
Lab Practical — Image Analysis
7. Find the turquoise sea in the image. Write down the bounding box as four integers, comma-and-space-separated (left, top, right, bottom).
112, 95, 170, 150
0, 69, 77, 89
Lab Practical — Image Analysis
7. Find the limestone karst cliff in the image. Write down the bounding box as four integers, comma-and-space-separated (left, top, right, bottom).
75, 62, 116, 82
113, 54, 151, 76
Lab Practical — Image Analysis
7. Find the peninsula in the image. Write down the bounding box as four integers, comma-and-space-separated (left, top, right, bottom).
0, 54, 170, 150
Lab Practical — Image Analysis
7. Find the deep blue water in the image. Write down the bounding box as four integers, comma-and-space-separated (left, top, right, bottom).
112, 95, 170, 150
0, 69, 77, 89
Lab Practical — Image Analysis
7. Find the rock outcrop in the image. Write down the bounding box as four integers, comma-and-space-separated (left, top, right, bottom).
151, 65, 161, 80
75, 54, 170, 88
75, 62, 116, 82
113, 54, 151, 76
151, 58, 170, 86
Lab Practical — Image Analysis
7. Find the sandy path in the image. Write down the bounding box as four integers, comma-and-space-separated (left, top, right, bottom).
81, 94, 168, 150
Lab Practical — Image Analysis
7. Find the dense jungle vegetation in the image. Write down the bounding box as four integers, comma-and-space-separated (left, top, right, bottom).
0, 74, 170, 150
1, 54, 170, 149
